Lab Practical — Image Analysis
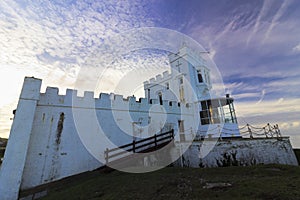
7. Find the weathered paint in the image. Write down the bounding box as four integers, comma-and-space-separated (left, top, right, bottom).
0, 77, 41, 200
173, 138, 298, 168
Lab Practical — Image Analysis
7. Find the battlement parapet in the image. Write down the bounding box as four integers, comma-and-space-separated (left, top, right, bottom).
144, 71, 171, 87
38, 86, 191, 112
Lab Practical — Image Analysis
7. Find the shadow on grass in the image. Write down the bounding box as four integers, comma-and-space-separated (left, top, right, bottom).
41, 164, 300, 200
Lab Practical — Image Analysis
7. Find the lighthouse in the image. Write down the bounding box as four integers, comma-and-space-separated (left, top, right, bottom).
144, 45, 240, 138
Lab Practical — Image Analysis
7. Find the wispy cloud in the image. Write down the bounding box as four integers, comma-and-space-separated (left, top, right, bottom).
236, 98, 300, 116
0, 0, 155, 137
293, 44, 300, 53
246, 0, 270, 45
263, 0, 292, 42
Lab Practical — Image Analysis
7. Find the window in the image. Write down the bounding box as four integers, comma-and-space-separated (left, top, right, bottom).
166, 82, 169, 89
178, 120, 184, 132
158, 92, 163, 105
179, 86, 185, 102
197, 70, 203, 83
200, 99, 237, 125
224, 99, 237, 123
179, 77, 183, 85
176, 61, 182, 72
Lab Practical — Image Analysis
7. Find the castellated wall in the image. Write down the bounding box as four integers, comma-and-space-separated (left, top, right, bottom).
0, 77, 195, 199
143, 70, 177, 102
22, 86, 193, 190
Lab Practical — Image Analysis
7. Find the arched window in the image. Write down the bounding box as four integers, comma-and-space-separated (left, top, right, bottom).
158, 92, 163, 105
197, 69, 203, 83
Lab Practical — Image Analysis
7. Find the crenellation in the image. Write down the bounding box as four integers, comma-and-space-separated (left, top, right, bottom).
128, 96, 136, 103
99, 93, 110, 100
146, 71, 171, 87
96, 93, 111, 106
113, 94, 124, 101
138, 98, 148, 104
156, 74, 162, 81
66, 89, 78, 97
45, 87, 59, 96
64, 89, 77, 106
162, 71, 169, 77
84, 91, 94, 98
39, 87, 65, 106
149, 78, 155, 83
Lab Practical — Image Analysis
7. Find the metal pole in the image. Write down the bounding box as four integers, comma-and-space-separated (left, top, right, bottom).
133, 140, 136, 153
247, 124, 253, 139
105, 148, 109, 164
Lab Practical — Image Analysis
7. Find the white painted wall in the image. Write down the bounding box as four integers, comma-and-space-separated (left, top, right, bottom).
0, 77, 195, 196
0, 77, 41, 200
174, 138, 298, 168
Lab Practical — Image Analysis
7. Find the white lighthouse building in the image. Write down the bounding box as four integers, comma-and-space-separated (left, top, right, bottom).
0, 46, 297, 200
144, 45, 239, 139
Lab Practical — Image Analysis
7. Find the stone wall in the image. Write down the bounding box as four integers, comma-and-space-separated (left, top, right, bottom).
174, 138, 298, 168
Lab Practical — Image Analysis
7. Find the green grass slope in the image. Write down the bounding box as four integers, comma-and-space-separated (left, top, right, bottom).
42, 164, 300, 200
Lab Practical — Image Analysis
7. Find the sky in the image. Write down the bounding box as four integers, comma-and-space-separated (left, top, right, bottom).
0, 0, 299, 147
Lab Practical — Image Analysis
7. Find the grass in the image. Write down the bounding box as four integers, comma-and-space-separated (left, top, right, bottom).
41, 164, 300, 200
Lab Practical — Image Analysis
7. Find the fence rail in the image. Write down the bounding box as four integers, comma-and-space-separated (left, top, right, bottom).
105, 129, 174, 164
240, 123, 282, 139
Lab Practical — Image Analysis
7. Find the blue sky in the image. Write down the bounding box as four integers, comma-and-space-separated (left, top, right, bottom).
0, 0, 299, 146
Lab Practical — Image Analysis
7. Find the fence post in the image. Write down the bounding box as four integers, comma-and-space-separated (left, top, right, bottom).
133, 140, 136, 153
267, 123, 272, 138
276, 124, 282, 137
247, 124, 253, 139
218, 125, 222, 140
264, 127, 268, 138
105, 148, 109, 164
274, 125, 278, 138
